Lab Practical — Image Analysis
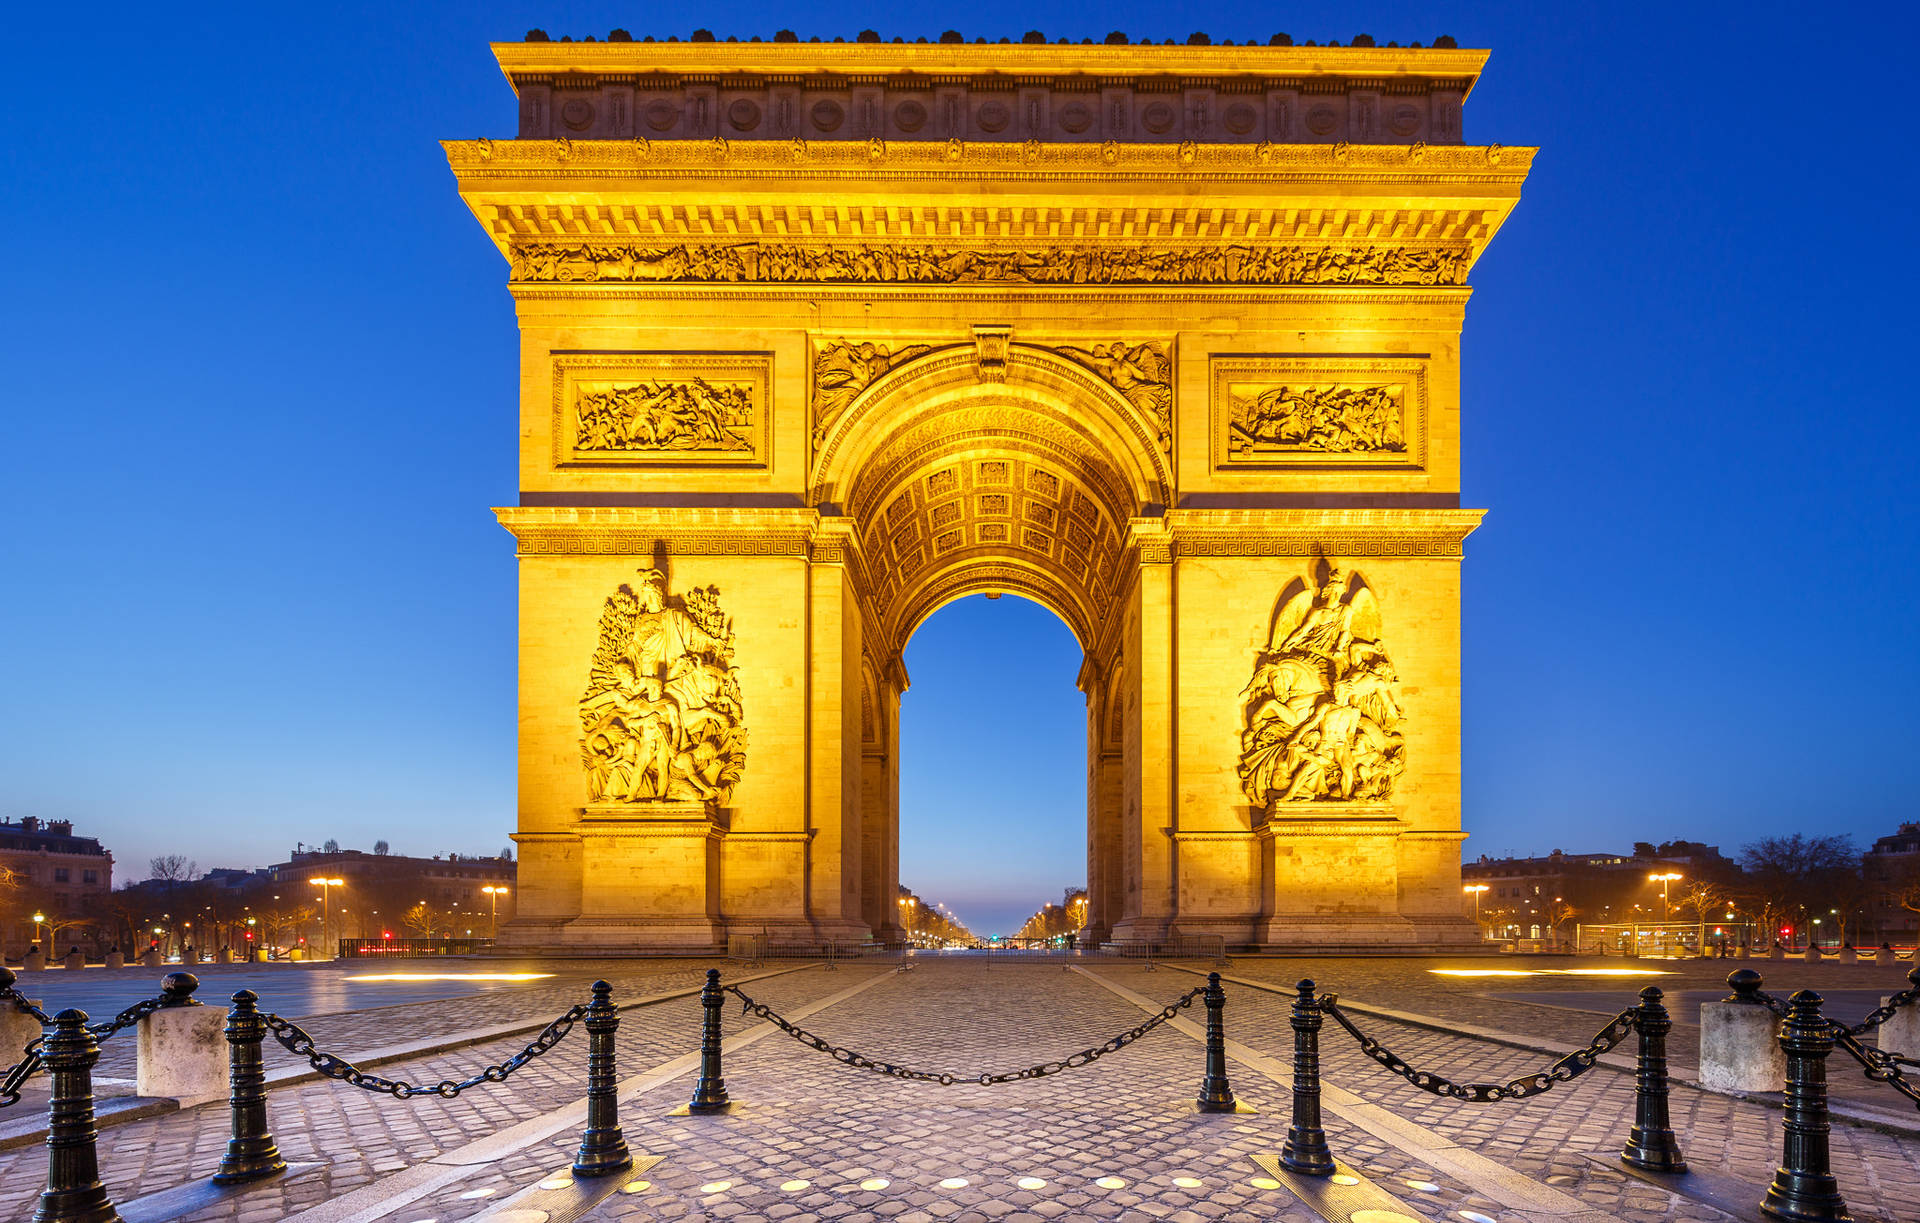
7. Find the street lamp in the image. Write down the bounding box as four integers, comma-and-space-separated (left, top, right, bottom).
482, 885, 508, 938
1463, 885, 1488, 927
309, 877, 344, 957
1647, 872, 1682, 924
32, 911, 45, 945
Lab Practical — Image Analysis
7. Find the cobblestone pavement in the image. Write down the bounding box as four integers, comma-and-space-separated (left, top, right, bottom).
5, 956, 1915, 1222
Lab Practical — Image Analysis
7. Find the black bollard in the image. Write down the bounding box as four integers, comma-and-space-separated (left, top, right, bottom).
1761, 990, 1849, 1223
1279, 979, 1335, 1176
1620, 986, 1687, 1172
159, 972, 201, 1008
572, 980, 633, 1177
1725, 968, 1767, 1003
686, 968, 732, 1113
212, 990, 286, 1185
1195, 972, 1238, 1112
32, 1009, 120, 1223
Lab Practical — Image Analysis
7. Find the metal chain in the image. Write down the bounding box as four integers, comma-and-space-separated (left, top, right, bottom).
1832, 981, 1920, 1038
725, 983, 1205, 1086
87, 995, 179, 1043
1831, 1027, 1920, 1109
0, 1048, 43, 1109
1318, 994, 1638, 1102
2, 989, 53, 1027
260, 1003, 587, 1099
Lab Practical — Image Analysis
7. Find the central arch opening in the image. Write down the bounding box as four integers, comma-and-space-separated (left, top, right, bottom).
898, 593, 1087, 940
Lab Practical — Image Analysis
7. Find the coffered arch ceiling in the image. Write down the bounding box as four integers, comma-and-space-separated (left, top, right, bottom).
822, 348, 1164, 658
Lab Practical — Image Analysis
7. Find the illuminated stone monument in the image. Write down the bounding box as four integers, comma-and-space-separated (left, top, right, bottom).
447, 32, 1532, 951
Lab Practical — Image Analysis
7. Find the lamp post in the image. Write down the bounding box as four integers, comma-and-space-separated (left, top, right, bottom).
1648, 872, 1681, 922
482, 885, 508, 938
1463, 885, 1488, 934
32, 911, 45, 946
309, 877, 344, 957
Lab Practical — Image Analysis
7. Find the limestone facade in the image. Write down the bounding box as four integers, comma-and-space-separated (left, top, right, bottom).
449, 37, 1533, 952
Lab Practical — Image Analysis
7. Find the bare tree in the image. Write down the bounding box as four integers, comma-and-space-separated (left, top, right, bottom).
1741, 834, 1860, 948
373, 840, 390, 856
1674, 880, 1727, 955
1544, 899, 1580, 951
402, 902, 442, 938
147, 855, 197, 883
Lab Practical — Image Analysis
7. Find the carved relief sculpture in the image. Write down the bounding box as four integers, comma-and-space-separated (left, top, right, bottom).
1229, 383, 1405, 456
575, 378, 754, 453
581, 568, 746, 807
1238, 562, 1405, 807
512, 241, 1466, 288
1054, 342, 1173, 450
812, 340, 935, 445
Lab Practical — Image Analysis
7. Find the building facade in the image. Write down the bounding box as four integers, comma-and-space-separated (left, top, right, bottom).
451, 33, 1534, 952
0, 817, 113, 956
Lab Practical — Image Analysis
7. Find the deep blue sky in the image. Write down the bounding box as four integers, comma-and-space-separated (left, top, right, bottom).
3, 3, 1915, 937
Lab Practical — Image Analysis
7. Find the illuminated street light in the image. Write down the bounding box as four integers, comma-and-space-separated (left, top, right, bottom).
1647, 872, 1682, 924
310, 876, 345, 957
1463, 884, 1488, 930
482, 885, 508, 939
32, 912, 46, 944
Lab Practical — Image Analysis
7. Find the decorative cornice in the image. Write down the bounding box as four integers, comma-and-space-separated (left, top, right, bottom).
447, 136, 1532, 179
1161, 507, 1484, 557
495, 506, 820, 556
490, 42, 1492, 87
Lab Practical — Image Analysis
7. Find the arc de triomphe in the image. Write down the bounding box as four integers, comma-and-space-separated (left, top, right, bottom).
448, 33, 1531, 952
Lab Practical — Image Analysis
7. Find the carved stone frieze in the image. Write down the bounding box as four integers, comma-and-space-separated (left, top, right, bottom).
575, 379, 754, 454
1230, 384, 1404, 455
581, 568, 746, 808
1051, 342, 1173, 452
1238, 561, 1405, 808
553, 353, 770, 468
510, 241, 1468, 288
812, 340, 938, 447
1210, 356, 1426, 470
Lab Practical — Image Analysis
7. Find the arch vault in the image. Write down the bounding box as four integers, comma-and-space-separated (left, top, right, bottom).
456, 33, 1534, 952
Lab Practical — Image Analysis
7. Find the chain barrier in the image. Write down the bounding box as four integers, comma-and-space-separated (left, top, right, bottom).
259, 1001, 588, 1099
1317, 993, 1638, 1102
1729, 973, 1918, 1108
1833, 967, 1920, 1037
0, 1048, 43, 1108
725, 982, 1204, 1086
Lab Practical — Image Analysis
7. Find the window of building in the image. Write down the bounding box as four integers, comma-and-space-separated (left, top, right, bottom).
82, 870, 98, 884
53, 868, 69, 883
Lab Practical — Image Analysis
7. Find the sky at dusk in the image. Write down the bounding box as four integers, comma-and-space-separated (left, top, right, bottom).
3, 2, 1916, 938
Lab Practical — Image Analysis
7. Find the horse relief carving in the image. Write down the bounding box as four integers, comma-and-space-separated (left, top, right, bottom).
1238, 562, 1405, 807
1229, 384, 1405, 455
575, 379, 754, 453
580, 569, 746, 807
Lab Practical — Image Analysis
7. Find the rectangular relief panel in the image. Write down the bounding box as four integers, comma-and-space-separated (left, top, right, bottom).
1209, 354, 1427, 472
551, 352, 772, 470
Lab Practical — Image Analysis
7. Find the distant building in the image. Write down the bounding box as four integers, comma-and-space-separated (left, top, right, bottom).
0, 817, 113, 955
1461, 846, 1719, 937
265, 847, 515, 938
1864, 822, 1920, 943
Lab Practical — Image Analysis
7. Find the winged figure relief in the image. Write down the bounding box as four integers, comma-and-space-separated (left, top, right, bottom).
1057, 342, 1173, 448
1237, 563, 1406, 807
580, 568, 746, 807
811, 341, 935, 447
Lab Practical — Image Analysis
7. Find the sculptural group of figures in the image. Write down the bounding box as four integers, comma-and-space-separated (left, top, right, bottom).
1238, 566, 1406, 805
1231, 384, 1405, 454
513, 241, 1467, 287
580, 570, 746, 805
576, 378, 752, 452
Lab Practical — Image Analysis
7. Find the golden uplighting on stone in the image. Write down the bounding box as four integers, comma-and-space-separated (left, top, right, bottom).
453, 36, 1532, 955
